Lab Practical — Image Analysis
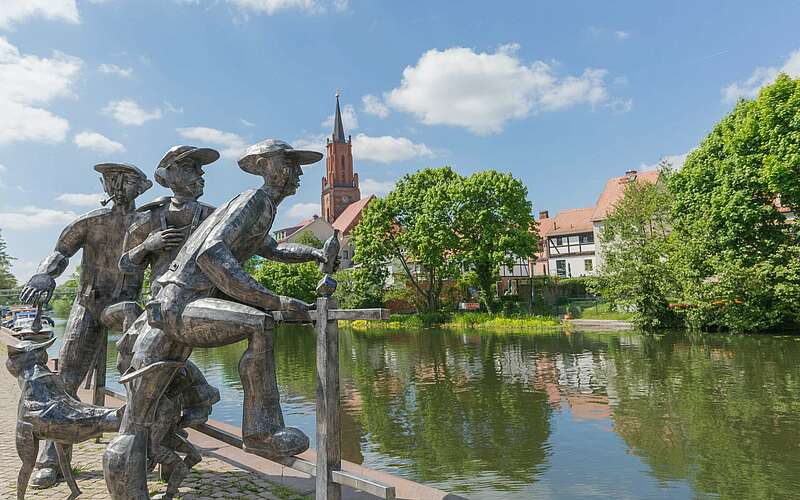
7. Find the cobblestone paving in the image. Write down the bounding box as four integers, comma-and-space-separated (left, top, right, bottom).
0, 351, 309, 500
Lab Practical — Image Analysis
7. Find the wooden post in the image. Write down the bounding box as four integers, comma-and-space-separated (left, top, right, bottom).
316, 296, 341, 500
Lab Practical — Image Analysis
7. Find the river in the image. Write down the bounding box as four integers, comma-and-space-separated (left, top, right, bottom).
48, 320, 800, 499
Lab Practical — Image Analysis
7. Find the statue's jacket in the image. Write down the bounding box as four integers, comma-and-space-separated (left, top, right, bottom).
57, 208, 144, 316
153, 188, 275, 333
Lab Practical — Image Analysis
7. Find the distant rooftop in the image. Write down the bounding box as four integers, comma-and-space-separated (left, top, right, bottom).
591, 169, 660, 222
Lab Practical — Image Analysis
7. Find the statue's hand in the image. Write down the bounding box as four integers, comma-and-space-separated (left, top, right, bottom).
279, 296, 312, 312
313, 249, 341, 272
20, 273, 56, 305
312, 249, 327, 264
143, 227, 187, 251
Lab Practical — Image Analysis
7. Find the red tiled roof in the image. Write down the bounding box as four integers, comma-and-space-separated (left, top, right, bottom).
590, 170, 660, 222
541, 207, 595, 237
275, 218, 317, 242
333, 195, 375, 235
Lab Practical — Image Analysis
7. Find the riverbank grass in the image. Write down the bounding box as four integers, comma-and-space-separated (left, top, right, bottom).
344, 312, 561, 331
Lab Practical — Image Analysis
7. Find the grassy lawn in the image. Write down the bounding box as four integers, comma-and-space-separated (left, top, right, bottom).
577, 302, 635, 321
343, 312, 561, 331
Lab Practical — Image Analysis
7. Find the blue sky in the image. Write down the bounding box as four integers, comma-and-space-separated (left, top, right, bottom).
2, 0, 800, 281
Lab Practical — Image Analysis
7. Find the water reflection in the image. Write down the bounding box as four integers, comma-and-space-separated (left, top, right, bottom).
49, 320, 800, 498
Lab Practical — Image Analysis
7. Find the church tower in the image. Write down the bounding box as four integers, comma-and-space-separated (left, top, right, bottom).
322, 93, 360, 224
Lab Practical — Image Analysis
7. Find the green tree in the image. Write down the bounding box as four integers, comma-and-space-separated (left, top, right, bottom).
293, 230, 323, 249
251, 260, 322, 304
670, 73, 800, 331
0, 229, 17, 290
51, 267, 79, 318
590, 166, 678, 329
246, 233, 325, 304
353, 167, 463, 312
452, 170, 537, 313
335, 265, 387, 309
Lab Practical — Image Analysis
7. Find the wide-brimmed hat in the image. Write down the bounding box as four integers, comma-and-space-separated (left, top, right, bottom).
1, 333, 56, 354
94, 162, 153, 193
155, 145, 220, 187
237, 139, 323, 175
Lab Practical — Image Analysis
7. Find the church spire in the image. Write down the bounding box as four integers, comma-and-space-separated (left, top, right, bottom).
322, 91, 360, 224
332, 91, 346, 144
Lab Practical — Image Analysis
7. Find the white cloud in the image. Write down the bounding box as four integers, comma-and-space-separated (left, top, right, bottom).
176, 126, 246, 159
361, 94, 389, 118
98, 63, 133, 78
384, 44, 616, 135
352, 134, 433, 163
293, 132, 432, 164
360, 178, 395, 197
103, 99, 162, 125
606, 98, 633, 114
292, 133, 327, 154
0, 206, 77, 230
0, 164, 7, 173
0, 0, 79, 30
74, 131, 126, 154
614, 31, 630, 40
286, 202, 321, 220
722, 49, 800, 103
640, 151, 692, 171
0, 37, 81, 145
322, 103, 358, 131
56, 192, 104, 207
240, 118, 256, 127
103, 99, 163, 125
163, 101, 183, 114
225, 0, 341, 15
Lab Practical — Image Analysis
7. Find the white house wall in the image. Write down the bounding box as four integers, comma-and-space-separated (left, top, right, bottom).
284, 218, 334, 245
548, 254, 596, 277
592, 221, 605, 270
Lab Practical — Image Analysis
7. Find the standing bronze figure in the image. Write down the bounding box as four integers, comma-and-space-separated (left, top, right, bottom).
104, 139, 327, 499
116, 146, 222, 495
18, 163, 151, 488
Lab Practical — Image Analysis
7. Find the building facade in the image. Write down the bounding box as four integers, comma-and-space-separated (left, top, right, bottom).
541, 207, 596, 278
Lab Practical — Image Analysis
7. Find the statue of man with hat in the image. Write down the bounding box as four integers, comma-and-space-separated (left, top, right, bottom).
116, 145, 219, 374
104, 139, 328, 498
113, 146, 222, 490
19, 162, 152, 488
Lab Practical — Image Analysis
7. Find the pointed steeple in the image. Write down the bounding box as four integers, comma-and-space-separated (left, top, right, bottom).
332, 91, 346, 144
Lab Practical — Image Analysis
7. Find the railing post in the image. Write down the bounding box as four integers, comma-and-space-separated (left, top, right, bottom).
316, 296, 341, 500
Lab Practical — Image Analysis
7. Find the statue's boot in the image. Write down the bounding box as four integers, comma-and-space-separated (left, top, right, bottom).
30, 465, 60, 489
243, 427, 310, 457
239, 328, 309, 457
29, 443, 63, 488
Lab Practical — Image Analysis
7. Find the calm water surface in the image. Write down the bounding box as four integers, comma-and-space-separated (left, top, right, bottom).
50, 320, 800, 499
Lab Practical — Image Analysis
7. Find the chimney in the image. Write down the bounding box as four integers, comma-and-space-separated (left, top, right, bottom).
538, 210, 549, 220
625, 169, 638, 181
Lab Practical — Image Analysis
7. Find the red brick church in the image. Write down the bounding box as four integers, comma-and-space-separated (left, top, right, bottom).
273, 94, 375, 268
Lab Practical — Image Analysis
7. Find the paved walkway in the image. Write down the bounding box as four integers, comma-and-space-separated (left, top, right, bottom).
0, 349, 308, 500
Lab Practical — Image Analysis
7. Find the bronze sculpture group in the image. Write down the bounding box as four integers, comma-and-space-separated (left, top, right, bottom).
8, 139, 331, 499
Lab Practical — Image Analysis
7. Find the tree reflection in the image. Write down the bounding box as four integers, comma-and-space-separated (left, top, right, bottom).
607, 333, 800, 498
